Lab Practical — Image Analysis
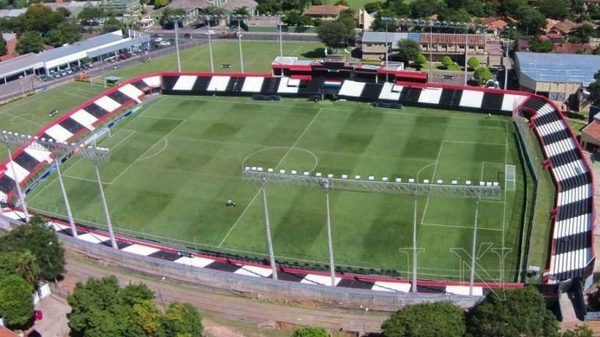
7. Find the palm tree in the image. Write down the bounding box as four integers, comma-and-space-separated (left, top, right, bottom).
15, 250, 40, 289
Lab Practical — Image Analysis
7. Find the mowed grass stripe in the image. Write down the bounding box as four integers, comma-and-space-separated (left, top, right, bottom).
26, 97, 525, 281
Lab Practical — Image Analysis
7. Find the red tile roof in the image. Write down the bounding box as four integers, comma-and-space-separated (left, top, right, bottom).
583, 120, 600, 141
419, 33, 486, 45
0, 326, 19, 337
304, 5, 348, 16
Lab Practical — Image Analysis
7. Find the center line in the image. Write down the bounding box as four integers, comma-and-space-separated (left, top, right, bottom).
218, 108, 324, 247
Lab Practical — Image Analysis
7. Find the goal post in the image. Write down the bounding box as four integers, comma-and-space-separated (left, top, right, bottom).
505, 164, 516, 191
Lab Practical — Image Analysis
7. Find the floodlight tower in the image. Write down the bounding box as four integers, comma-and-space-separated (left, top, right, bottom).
260, 177, 278, 280
205, 15, 216, 73
321, 179, 336, 287
243, 168, 501, 292
0, 132, 30, 222
233, 15, 247, 73
171, 16, 183, 72
469, 198, 481, 296
0, 131, 117, 248
380, 17, 396, 83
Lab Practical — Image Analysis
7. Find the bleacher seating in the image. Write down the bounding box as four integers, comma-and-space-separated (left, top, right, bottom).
226, 77, 246, 93
298, 76, 323, 96
261, 78, 281, 95
59, 117, 86, 135
161, 76, 179, 91
399, 87, 423, 104
13, 152, 39, 172
439, 89, 463, 108
107, 90, 134, 105
191, 77, 211, 93
481, 92, 504, 111
360, 83, 382, 101
83, 104, 109, 119
0, 72, 592, 286
524, 96, 595, 282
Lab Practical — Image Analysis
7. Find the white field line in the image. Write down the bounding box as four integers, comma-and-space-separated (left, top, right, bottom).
109, 119, 185, 184
421, 222, 503, 231
420, 141, 444, 224
218, 108, 324, 247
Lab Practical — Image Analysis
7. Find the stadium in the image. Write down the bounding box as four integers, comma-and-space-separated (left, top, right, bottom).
0, 55, 594, 297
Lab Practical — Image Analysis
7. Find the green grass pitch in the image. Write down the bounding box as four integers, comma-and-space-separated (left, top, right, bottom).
23, 95, 528, 282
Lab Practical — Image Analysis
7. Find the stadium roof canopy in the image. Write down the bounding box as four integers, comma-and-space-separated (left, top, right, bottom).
361, 32, 421, 45
0, 31, 149, 80
515, 52, 600, 87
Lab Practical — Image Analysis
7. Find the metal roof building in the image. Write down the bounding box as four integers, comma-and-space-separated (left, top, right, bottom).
0, 31, 149, 81
514, 52, 600, 103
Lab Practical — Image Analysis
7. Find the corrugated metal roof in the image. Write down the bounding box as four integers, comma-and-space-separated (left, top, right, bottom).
87, 36, 150, 58
0, 54, 43, 78
515, 52, 600, 86
362, 32, 421, 45
38, 31, 124, 62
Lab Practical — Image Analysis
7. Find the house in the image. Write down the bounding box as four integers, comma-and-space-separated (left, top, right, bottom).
219, 0, 257, 15
161, 0, 256, 25
550, 19, 579, 35
357, 8, 374, 30
0, 33, 18, 62
303, 5, 348, 20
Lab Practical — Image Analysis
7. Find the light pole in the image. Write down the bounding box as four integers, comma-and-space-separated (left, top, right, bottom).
429, 21, 434, 76
94, 161, 117, 249
261, 179, 278, 280
469, 199, 481, 296
504, 27, 511, 90
322, 180, 336, 287
19, 76, 24, 98
381, 17, 396, 83
278, 15, 285, 59
53, 154, 77, 238
464, 23, 469, 86
412, 194, 418, 292
0, 132, 29, 223
237, 30, 244, 73
172, 16, 182, 72
205, 16, 215, 73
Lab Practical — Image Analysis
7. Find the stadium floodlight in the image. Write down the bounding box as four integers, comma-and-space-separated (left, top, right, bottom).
0, 131, 117, 249
380, 17, 396, 83
243, 168, 501, 291
260, 178, 278, 280
232, 15, 247, 73
470, 199, 480, 296
0, 131, 30, 223
170, 16, 184, 72
204, 15, 219, 73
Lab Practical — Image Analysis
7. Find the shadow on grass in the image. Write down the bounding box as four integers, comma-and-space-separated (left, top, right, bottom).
301, 47, 326, 58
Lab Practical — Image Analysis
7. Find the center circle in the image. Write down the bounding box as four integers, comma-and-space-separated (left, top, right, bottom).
241, 147, 319, 173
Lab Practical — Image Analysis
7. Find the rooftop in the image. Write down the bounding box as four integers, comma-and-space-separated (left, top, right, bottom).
582, 120, 600, 141
304, 5, 348, 16
515, 52, 600, 86
419, 33, 486, 45
361, 32, 420, 45
219, 0, 257, 11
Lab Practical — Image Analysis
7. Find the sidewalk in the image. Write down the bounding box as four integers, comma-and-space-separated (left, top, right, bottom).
31, 295, 70, 337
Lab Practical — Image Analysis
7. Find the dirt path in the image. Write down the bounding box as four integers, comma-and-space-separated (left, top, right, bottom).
58, 254, 388, 335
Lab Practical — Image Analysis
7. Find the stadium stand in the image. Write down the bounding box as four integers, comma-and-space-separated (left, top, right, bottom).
0, 68, 592, 290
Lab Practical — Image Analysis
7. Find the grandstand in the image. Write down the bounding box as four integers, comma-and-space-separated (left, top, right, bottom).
0, 55, 594, 295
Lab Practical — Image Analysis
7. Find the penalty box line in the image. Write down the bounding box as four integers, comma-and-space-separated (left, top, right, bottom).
218, 108, 325, 248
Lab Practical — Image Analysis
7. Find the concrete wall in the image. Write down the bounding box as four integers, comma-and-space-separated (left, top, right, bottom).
59, 235, 481, 312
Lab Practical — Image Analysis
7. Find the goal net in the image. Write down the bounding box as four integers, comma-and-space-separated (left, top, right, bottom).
86, 127, 111, 146
506, 164, 516, 191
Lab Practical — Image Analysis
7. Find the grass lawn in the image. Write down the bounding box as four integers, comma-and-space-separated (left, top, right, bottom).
25, 96, 528, 282
105, 41, 324, 81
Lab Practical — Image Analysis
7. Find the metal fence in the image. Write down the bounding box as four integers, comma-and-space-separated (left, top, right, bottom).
513, 115, 541, 280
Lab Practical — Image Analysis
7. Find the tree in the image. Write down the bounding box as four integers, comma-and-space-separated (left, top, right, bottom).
529, 38, 554, 52
134, 300, 162, 337
515, 5, 545, 35
120, 282, 155, 306
364, 1, 383, 13
588, 71, 600, 106
537, 0, 570, 19
414, 54, 427, 68
561, 325, 594, 337
465, 286, 559, 337
0, 34, 6, 56
232, 6, 250, 15
381, 302, 465, 337
396, 39, 420, 65
441, 55, 454, 68
282, 10, 303, 26
334, 0, 348, 5
102, 15, 123, 33
467, 56, 480, 70
23, 3, 65, 35
159, 302, 203, 337
292, 327, 329, 337
0, 217, 65, 282
317, 20, 353, 51
410, 0, 447, 19
77, 6, 105, 22
0, 275, 34, 327
153, 0, 168, 8
473, 67, 492, 85
571, 24, 597, 44
55, 7, 71, 18
15, 31, 44, 54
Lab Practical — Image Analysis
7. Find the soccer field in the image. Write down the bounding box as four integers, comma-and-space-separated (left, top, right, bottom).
26, 96, 528, 282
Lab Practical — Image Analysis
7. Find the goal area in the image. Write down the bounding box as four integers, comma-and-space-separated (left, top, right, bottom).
506, 164, 516, 191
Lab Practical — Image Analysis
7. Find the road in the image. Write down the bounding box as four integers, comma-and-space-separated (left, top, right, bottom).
59, 252, 389, 335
